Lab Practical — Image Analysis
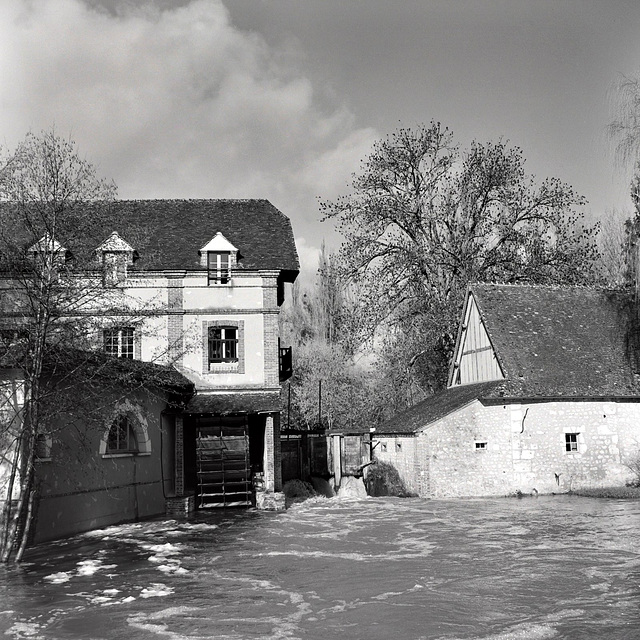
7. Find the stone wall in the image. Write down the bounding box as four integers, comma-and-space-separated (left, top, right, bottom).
373, 435, 421, 494
377, 399, 640, 498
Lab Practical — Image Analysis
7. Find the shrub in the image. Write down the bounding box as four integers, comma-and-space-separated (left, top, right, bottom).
571, 486, 640, 499
624, 451, 640, 487
365, 461, 415, 497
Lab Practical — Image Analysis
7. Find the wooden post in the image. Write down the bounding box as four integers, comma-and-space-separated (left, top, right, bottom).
332, 434, 342, 489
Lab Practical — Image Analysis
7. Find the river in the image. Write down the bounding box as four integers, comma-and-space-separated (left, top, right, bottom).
0, 494, 638, 639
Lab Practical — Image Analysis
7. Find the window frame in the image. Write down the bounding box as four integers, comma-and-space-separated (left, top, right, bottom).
106, 414, 139, 455
208, 325, 238, 364
103, 327, 135, 359
34, 433, 52, 462
565, 432, 580, 453
207, 251, 231, 285
202, 320, 245, 374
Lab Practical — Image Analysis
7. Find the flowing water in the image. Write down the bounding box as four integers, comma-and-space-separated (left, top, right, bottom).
0, 495, 639, 639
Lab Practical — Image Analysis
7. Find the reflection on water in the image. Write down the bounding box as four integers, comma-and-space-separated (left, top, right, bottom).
0, 495, 639, 639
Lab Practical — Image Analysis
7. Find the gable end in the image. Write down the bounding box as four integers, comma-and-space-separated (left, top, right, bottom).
449, 291, 504, 387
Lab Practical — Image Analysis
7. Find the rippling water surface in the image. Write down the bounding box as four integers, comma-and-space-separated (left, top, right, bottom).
0, 495, 639, 639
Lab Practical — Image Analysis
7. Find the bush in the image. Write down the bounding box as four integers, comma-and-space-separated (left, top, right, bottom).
624, 451, 640, 487
365, 461, 415, 497
571, 486, 640, 499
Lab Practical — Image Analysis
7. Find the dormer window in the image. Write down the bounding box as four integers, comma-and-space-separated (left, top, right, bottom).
96, 231, 135, 285
208, 252, 230, 285
27, 234, 69, 268
199, 233, 238, 286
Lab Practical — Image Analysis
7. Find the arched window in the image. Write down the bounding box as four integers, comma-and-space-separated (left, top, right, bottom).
100, 404, 151, 458
106, 414, 139, 454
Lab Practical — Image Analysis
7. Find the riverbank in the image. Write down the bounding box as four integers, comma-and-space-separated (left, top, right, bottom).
571, 485, 640, 499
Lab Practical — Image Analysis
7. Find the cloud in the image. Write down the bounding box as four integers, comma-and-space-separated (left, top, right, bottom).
294, 237, 321, 288
0, 0, 378, 242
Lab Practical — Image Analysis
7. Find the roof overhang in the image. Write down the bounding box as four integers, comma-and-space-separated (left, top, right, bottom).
184, 391, 281, 415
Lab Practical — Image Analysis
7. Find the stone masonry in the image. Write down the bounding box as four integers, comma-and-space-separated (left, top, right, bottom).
376, 400, 640, 498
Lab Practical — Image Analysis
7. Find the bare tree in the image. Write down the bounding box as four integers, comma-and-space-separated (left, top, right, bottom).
599, 208, 632, 287
322, 123, 601, 396
0, 130, 182, 561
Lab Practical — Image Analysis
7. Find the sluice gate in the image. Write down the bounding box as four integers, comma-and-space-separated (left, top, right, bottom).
196, 417, 252, 508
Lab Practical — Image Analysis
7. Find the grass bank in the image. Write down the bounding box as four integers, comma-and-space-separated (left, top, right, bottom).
570, 486, 640, 499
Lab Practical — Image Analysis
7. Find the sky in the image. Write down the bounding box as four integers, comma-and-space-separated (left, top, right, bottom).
2, 0, 640, 279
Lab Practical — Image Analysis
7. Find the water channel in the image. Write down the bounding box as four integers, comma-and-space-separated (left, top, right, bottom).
0, 494, 638, 639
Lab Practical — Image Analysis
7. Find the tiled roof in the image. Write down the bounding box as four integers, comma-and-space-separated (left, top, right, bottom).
1, 346, 194, 394
2, 199, 299, 276
185, 391, 281, 415
377, 382, 501, 434
471, 284, 638, 398
379, 283, 640, 435
103, 199, 298, 274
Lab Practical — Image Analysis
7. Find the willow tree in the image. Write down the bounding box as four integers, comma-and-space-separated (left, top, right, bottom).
322, 123, 601, 403
607, 71, 640, 286
609, 73, 640, 169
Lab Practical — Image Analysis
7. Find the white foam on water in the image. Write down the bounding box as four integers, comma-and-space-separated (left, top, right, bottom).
373, 582, 425, 601
265, 549, 372, 562
336, 476, 368, 500
127, 607, 218, 639
156, 563, 188, 575
438, 608, 586, 640
139, 583, 174, 598
42, 571, 72, 584
143, 542, 183, 554
76, 559, 117, 576
4, 621, 43, 639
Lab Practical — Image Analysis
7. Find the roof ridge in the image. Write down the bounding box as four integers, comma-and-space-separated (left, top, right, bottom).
112, 198, 269, 203
470, 281, 625, 292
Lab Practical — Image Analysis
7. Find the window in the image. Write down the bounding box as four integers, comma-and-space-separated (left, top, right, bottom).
208, 252, 230, 285
395, 441, 402, 452
475, 441, 488, 450
208, 326, 238, 364
565, 432, 579, 452
104, 327, 134, 359
35, 433, 52, 461
106, 415, 139, 454
380, 442, 387, 452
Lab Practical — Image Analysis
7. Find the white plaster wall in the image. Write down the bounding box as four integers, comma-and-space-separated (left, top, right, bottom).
2, 270, 282, 391
181, 313, 266, 387
139, 315, 170, 363
182, 274, 264, 310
